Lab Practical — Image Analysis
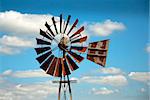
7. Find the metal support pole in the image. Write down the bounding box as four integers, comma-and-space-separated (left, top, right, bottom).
67, 75, 72, 100
64, 76, 67, 100
58, 76, 62, 100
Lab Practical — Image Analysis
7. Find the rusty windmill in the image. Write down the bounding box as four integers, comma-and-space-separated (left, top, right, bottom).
34, 14, 109, 100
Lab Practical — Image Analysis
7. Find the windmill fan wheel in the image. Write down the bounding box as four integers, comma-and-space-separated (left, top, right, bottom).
34, 14, 87, 77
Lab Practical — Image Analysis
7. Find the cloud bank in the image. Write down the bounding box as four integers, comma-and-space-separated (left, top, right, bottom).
2, 69, 50, 78
99, 67, 123, 75
91, 87, 119, 95
0, 10, 53, 35
0, 35, 35, 47
0, 82, 57, 100
128, 72, 150, 83
85, 19, 126, 36
81, 75, 128, 86
0, 10, 54, 55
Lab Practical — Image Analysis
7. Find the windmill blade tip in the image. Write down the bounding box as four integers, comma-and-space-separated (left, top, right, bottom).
52, 16, 55, 19
40, 29, 43, 32
45, 22, 48, 26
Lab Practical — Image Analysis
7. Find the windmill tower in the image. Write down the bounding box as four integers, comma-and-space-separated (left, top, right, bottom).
34, 14, 109, 100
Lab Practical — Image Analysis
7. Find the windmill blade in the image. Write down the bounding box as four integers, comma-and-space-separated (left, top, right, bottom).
60, 14, 62, 33
63, 59, 71, 75
70, 26, 84, 38
36, 50, 52, 64
40, 29, 52, 40
61, 58, 71, 76
67, 50, 84, 63
34, 47, 51, 55
45, 22, 55, 37
46, 57, 58, 75
70, 46, 87, 53
67, 19, 78, 35
53, 58, 62, 77
63, 15, 71, 34
70, 34, 81, 41
66, 55, 79, 71
52, 17, 58, 34
36, 38, 51, 45
40, 55, 54, 71
71, 36, 87, 44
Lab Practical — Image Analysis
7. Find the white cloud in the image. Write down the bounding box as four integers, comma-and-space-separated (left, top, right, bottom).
15, 82, 57, 95
0, 10, 54, 35
70, 77, 79, 83
0, 46, 20, 55
0, 35, 35, 55
0, 69, 58, 99
0, 82, 58, 100
146, 45, 150, 53
2, 69, 13, 75
128, 72, 150, 83
91, 87, 118, 95
0, 11, 75, 55
0, 35, 35, 47
85, 19, 125, 36
0, 76, 5, 83
2, 69, 50, 78
0, 10, 56, 55
140, 88, 146, 92
99, 67, 123, 74
81, 75, 127, 86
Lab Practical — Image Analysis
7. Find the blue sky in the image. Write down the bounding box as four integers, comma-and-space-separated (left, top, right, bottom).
0, 0, 149, 100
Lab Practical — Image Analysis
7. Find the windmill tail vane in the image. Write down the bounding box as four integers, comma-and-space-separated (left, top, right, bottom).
34, 14, 110, 100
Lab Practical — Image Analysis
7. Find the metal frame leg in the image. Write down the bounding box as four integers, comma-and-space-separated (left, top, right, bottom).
67, 75, 72, 100
58, 76, 62, 100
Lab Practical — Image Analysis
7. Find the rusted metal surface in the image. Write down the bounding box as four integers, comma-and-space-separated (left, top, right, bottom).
60, 14, 62, 33
36, 50, 52, 64
46, 57, 57, 75
60, 58, 71, 76
52, 17, 59, 34
53, 58, 61, 77
34, 46, 51, 55
40, 29, 52, 40
36, 38, 51, 45
67, 19, 78, 35
87, 40, 109, 67
70, 26, 84, 38
67, 50, 84, 63
45, 22, 55, 37
63, 15, 71, 33
71, 36, 87, 44
40, 55, 54, 71
66, 55, 79, 71
70, 46, 87, 53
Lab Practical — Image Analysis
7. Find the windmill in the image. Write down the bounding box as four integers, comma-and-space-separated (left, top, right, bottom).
34, 14, 109, 100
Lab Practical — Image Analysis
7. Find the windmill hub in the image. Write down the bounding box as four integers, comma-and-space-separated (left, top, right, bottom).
58, 37, 69, 51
